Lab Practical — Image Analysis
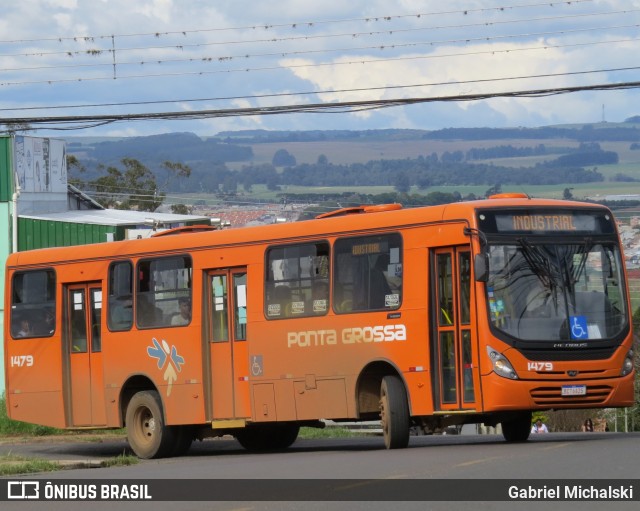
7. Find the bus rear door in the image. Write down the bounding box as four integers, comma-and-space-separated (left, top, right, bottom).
64, 283, 106, 426
204, 268, 250, 424
433, 248, 479, 412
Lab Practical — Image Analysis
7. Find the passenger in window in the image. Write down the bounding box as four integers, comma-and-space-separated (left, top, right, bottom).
37, 308, 55, 335
16, 318, 32, 338
369, 254, 392, 309
172, 297, 191, 326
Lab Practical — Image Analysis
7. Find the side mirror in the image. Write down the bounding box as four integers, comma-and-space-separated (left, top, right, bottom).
474, 253, 489, 282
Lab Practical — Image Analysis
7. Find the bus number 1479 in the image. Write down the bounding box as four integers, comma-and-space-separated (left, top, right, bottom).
11, 355, 34, 367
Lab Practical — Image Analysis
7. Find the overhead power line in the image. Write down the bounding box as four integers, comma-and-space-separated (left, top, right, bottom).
2, 8, 628, 60
4, 21, 639, 74
0, 0, 594, 45
2, 64, 639, 113
4, 80, 640, 131
3, 34, 639, 88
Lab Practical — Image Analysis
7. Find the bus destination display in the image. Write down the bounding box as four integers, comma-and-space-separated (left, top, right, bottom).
478, 209, 614, 235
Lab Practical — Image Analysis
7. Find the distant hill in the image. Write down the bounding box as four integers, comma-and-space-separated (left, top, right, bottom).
69, 131, 253, 167
64, 121, 640, 194
214, 122, 640, 143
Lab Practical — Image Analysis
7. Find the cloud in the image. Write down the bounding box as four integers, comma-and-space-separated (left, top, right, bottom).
132, 0, 174, 24
1, 0, 639, 135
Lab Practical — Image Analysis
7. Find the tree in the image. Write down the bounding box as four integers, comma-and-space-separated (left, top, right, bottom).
484, 183, 502, 197
563, 187, 574, 200
272, 148, 296, 167
1, 122, 32, 135
158, 160, 191, 191
171, 204, 191, 215
91, 158, 164, 211
66, 154, 86, 187
394, 172, 411, 193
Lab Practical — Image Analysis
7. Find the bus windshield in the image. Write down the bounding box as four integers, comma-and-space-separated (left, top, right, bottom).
486, 240, 627, 343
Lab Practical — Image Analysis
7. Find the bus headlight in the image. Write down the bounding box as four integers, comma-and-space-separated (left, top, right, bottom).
487, 346, 519, 380
621, 350, 634, 377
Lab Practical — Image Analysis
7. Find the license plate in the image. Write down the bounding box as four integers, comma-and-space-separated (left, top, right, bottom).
561, 385, 587, 396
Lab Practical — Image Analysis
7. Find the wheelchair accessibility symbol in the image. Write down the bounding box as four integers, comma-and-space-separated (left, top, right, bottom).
251, 355, 263, 376
570, 315, 589, 340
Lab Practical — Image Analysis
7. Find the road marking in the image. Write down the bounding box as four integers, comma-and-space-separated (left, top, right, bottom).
455, 456, 503, 467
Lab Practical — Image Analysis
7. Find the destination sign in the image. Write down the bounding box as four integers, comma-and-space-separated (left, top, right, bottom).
508, 214, 578, 232
352, 242, 386, 255
478, 209, 615, 235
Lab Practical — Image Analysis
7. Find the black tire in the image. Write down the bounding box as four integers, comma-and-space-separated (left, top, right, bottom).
125, 390, 176, 459
379, 375, 410, 449
236, 423, 300, 451
502, 412, 532, 443
171, 425, 194, 457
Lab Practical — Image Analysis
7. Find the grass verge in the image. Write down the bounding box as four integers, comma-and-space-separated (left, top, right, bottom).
99, 452, 139, 468
299, 426, 357, 439
0, 454, 61, 476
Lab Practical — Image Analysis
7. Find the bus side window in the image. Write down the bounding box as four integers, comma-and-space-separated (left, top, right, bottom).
368, 254, 392, 309
334, 234, 402, 313
10, 269, 56, 339
311, 280, 329, 314
274, 285, 292, 317
334, 283, 353, 313
265, 242, 329, 319
108, 261, 133, 331
136, 256, 192, 328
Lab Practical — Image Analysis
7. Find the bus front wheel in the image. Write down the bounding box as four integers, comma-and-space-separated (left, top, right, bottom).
125, 390, 175, 459
379, 375, 410, 449
501, 412, 532, 442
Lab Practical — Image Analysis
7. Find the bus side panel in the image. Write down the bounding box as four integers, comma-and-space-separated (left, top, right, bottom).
293, 378, 349, 420
103, 386, 122, 427
402, 371, 433, 416
5, 338, 66, 428
102, 326, 207, 427
161, 382, 206, 425
273, 379, 296, 421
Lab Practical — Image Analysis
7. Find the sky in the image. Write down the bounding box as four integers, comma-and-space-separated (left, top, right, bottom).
1, 0, 640, 137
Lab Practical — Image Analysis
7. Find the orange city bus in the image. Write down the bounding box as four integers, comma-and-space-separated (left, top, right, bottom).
3, 194, 635, 458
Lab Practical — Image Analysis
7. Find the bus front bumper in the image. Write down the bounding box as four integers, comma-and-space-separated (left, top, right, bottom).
480, 371, 636, 412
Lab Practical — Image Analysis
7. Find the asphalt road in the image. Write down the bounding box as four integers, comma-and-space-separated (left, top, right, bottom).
2, 432, 640, 511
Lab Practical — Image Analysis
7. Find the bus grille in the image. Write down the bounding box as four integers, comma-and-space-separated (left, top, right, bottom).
530, 385, 613, 406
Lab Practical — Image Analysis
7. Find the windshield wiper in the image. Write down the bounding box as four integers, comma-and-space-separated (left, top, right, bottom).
569, 238, 593, 288
517, 238, 558, 290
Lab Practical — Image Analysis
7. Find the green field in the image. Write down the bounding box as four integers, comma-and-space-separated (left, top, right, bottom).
222, 137, 640, 201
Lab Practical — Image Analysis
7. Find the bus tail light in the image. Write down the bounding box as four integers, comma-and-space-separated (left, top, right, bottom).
487, 346, 518, 380
620, 350, 634, 377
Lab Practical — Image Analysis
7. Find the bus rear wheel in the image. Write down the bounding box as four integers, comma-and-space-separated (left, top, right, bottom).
125, 390, 175, 459
235, 423, 300, 451
502, 412, 532, 442
379, 375, 410, 449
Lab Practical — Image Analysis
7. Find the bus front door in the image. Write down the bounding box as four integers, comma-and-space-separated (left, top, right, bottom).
433, 248, 478, 412
205, 269, 250, 423
65, 283, 106, 426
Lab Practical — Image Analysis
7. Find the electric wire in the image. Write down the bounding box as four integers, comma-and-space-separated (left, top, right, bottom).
3, 20, 639, 74
0, 0, 595, 45
4, 79, 640, 132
